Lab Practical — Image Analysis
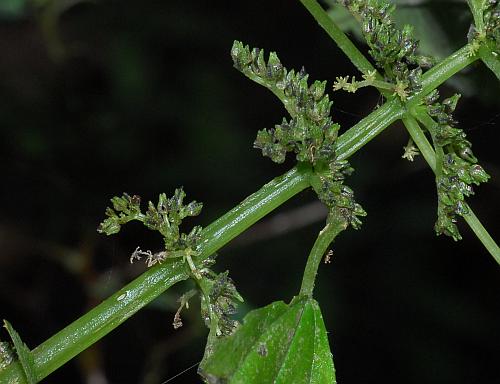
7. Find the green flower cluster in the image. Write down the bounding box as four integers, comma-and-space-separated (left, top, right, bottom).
231, 41, 366, 229
425, 92, 490, 240
200, 270, 244, 337
231, 41, 339, 165
99, 190, 244, 337
336, 0, 433, 94
98, 189, 203, 252
313, 160, 366, 230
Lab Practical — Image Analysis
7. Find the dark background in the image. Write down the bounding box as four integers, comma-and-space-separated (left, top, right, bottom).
0, 1, 499, 383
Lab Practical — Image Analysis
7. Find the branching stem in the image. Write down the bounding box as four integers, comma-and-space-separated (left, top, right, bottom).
0, 82, 406, 383
2, 3, 499, 382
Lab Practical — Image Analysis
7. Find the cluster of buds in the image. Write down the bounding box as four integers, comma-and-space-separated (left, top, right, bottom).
425, 91, 490, 240
232, 41, 366, 230
335, 0, 433, 98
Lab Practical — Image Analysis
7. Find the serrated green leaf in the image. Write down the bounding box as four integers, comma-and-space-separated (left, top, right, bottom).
199, 297, 336, 384
3, 320, 36, 384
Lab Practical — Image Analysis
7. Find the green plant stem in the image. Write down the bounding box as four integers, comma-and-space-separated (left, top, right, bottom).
299, 0, 378, 77
299, 0, 479, 106
0, 166, 312, 383
402, 116, 436, 171
198, 164, 312, 260
0, 85, 407, 382
2, 23, 496, 381
408, 45, 478, 108
403, 114, 500, 263
335, 98, 404, 159
299, 221, 346, 297
467, 0, 485, 33
478, 44, 500, 81
299, 0, 395, 99
1, 260, 190, 383
463, 209, 500, 264
413, 109, 444, 177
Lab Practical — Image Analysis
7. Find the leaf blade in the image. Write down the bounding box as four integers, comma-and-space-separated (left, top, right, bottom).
199, 297, 336, 384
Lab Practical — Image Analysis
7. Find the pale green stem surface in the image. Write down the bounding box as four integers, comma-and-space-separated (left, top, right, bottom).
463, 210, 500, 264
414, 109, 444, 177
300, 220, 346, 297
408, 45, 479, 108
403, 114, 500, 263
335, 98, 404, 159
466, 0, 485, 33
402, 116, 436, 171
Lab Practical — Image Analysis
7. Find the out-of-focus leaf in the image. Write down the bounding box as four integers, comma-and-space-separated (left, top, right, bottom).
199, 297, 336, 384
3, 321, 36, 384
0, 0, 27, 19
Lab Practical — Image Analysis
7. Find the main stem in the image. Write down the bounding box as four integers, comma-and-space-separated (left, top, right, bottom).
1, 87, 403, 382
1, 167, 312, 383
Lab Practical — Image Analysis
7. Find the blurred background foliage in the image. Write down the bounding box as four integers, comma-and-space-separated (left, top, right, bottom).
0, 0, 498, 383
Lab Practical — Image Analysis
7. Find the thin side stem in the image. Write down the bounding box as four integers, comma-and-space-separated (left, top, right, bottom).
299, 0, 378, 77
463, 210, 500, 264
413, 110, 444, 177
403, 114, 500, 263
402, 116, 436, 171
299, 221, 345, 297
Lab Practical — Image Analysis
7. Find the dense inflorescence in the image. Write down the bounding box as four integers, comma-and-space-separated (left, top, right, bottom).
200, 270, 244, 337
424, 91, 490, 240
231, 41, 339, 166
231, 40, 366, 229
333, 0, 434, 98
98, 189, 243, 337
98, 189, 203, 252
